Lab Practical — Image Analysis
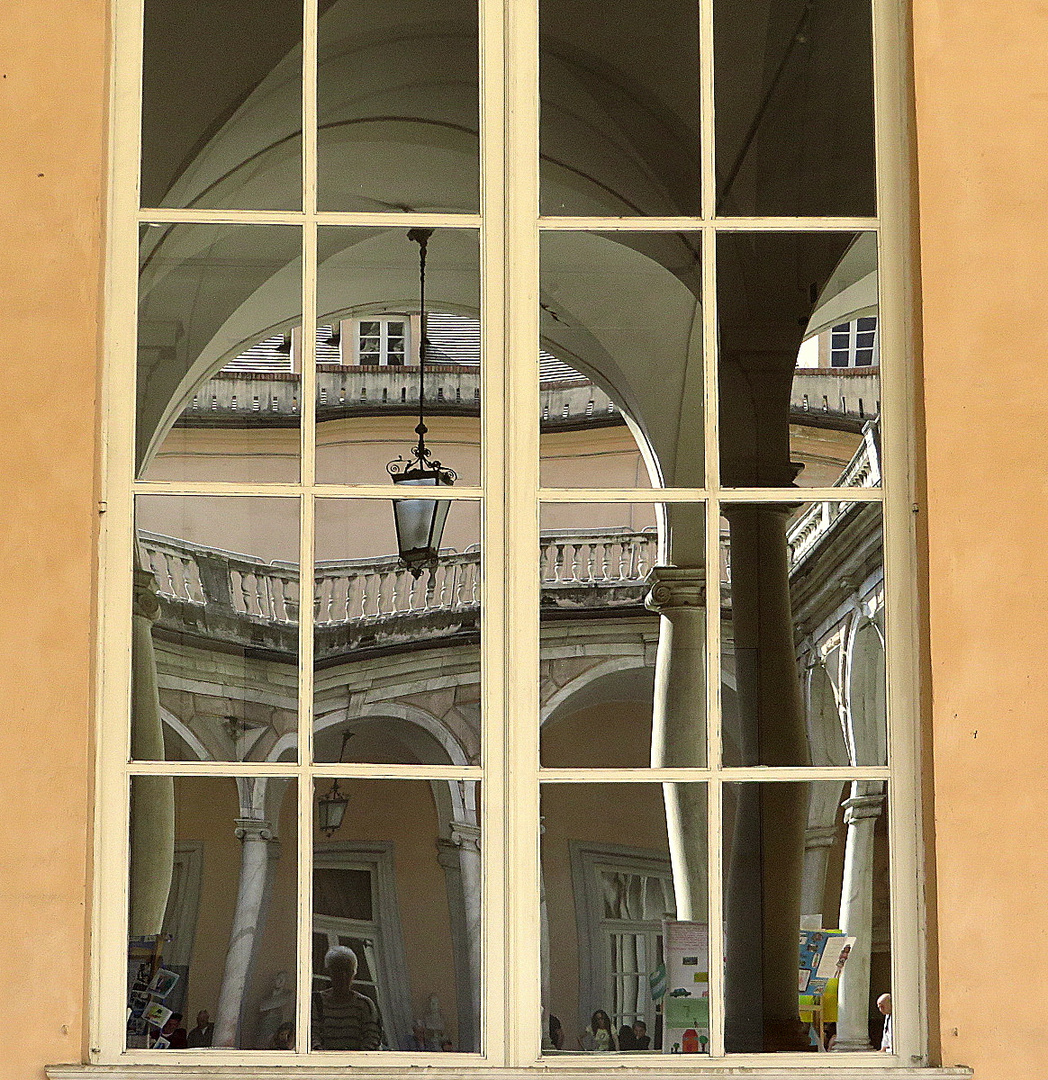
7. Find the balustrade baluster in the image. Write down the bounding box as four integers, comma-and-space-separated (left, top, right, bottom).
237, 569, 252, 615
598, 542, 611, 583
279, 575, 295, 623
159, 552, 178, 597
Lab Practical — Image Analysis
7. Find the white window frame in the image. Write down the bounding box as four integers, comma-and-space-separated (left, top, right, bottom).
831, 318, 881, 369
569, 842, 675, 1037
71, 0, 968, 1074
354, 317, 410, 367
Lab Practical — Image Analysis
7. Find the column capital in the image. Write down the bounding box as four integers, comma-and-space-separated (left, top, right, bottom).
645, 566, 706, 612
721, 497, 799, 522
234, 817, 275, 843
841, 794, 884, 824
804, 824, 839, 851
448, 820, 481, 854
133, 569, 161, 622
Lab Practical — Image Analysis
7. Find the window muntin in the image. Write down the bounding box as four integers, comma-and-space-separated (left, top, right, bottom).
102, 0, 921, 1069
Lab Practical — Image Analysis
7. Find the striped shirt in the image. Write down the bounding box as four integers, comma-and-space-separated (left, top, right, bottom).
312, 989, 383, 1050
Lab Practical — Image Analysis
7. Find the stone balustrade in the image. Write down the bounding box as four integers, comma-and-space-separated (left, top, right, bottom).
787, 422, 881, 566
139, 529, 668, 650
173, 367, 623, 427
143, 412, 877, 651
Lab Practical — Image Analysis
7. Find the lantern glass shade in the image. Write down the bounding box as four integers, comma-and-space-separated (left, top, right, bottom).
317, 782, 348, 836
391, 473, 454, 576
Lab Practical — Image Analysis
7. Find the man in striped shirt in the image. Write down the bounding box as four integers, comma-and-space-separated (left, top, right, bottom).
312, 945, 384, 1050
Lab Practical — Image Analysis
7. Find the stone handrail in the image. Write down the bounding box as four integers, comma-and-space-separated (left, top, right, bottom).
139, 529, 662, 630
787, 422, 880, 566
175, 368, 623, 427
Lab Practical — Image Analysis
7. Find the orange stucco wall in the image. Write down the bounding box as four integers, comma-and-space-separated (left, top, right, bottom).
4, 0, 1048, 1076
914, 1, 1048, 1077
0, 2, 107, 1078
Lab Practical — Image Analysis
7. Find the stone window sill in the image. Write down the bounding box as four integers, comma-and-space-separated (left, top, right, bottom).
46, 1064, 974, 1080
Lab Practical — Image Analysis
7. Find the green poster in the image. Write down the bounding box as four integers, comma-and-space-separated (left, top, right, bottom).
665, 996, 709, 1030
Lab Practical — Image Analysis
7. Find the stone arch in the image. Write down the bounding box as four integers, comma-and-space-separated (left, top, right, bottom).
159, 706, 212, 762
313, 700, 471, 768
844, 615, 887, 766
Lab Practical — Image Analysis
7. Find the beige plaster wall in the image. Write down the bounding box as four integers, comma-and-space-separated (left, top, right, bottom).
913, 1, 1048, 1076
0, 2, 107, 1077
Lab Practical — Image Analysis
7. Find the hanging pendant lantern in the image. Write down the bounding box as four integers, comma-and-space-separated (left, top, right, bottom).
318, 732, 353, 837
387, 228, 456, 578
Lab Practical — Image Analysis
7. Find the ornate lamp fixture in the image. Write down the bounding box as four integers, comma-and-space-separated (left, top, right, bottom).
317, 732, 353, 837
387, 228, 456, 579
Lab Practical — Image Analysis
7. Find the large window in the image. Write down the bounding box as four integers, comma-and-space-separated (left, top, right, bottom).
97, 0, 924, 1070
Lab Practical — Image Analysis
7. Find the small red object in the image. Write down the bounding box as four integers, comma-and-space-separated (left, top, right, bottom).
682, 1028, 699, 1053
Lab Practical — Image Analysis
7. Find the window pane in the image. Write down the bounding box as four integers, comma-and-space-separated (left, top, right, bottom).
317, 1, 479, 212
714, 0, 875, 216
313, 779, 481, 1052
540, 232, 704, 488
721, 503, 885, 768
316, 227, 481, 487
722, 781, 892, 1053
133, 495, 300, 764
137, 223, 302, 484
141, 0, 302, 210
314, 498, 480, 765
539, 0, 701, 215
128, 776, 298, 1049
718, 232, 880, 488
541, 782, 707, 1054
539, 502, 707, 768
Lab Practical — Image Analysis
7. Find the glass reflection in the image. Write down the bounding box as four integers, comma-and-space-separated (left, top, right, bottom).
316, 227, 481, 487
718, 232, 879, 489
721, 502, 885, 768
539, 0, 701, 216
713, 0, 875, 217
539, 232, 704, 488
137, 223, 302, 484
317, 0, 479, 213
312, 779, 481, 1052
141, 0, 302, 210
541, 782, 707, 1054
722, 781, 891, 1053
133, 496, 300, 763
540, 502, 707, 769
127, 777, 298, 1049
314, 499, 480, 765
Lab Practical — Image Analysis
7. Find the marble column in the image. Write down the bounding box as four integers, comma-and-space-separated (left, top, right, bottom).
213, 816, 279, 1047
834, 783, 885, 1051
129, 568, 175, 936
645, 566, 708, 922
437, 821, 481, 1051
801, 824, 839, 919
722, 504, 809, 1052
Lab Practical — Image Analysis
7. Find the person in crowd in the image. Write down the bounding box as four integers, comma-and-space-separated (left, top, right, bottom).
632, 1020, 650, 1050
548, 1013, 565, 1050
877, 993, 892, 1052
618, 1024, 638, 1050
311, 945, 384, 1050
186, 1009, 214, 1048
161, 1012, 187, 1048
581, 1009, 616, 1051
270, 1021, 295, 1049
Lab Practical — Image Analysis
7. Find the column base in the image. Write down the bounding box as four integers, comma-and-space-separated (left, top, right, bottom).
763, 1017, 815, 1052
833, 1036, 875, 1052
